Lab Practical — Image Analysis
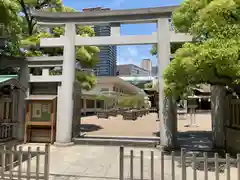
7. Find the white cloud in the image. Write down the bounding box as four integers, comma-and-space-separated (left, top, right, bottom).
117, 46, 141, 65
127, 47, 138, 57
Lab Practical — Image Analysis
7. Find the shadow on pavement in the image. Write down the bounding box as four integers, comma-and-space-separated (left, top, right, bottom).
177, 131, 213, 151
80, 124, 103, 132
162, 131, 238, 173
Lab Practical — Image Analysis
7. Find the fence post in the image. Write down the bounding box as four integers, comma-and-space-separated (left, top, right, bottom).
119, 146, 124, 180
203, 152, 208, 180
151, 151, 154, 180
214, 153, 219, 180
18, 146, 23, 180
130, 150, 133, 180
181, 149, 186, 180
9, 146, 14, 180
1, 146, 6, 179
27, 147, 31, 180
44, 144, 50, 180
36, 147, 40, 180
140, 150, 144, 180
192, 153, 197, 180
171, 151, 175, 180
161, 151, 164, 180
225, 153, 230, 180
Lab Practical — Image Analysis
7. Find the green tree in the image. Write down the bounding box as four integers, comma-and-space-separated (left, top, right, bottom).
165, 0, 240, 96
0, 0, 22, 56
118, 95, 145, 109
1, 0, 100, 90
150, 43, 183, 56
163, 0, 240, 148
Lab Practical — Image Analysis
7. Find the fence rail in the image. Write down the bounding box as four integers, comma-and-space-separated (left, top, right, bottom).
119, 147, 240, 180
0, 144, 50, 180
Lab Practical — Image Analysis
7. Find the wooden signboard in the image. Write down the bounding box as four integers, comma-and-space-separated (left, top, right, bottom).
24, 95, 57, 144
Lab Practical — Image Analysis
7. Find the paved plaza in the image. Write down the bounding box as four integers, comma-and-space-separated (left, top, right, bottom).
8, 113, 215, 180
13, 144, 238, 180
81, 112, 212, 137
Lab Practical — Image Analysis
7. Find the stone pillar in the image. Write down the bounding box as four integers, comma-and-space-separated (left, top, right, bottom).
17, 61, 29, 141
157, 18, 177, 149
55, 23, 76, 146
111, 23, 121, 36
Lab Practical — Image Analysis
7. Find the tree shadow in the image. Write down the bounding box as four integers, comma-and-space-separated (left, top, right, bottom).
153, 130, 213, 150
177, 131, 213, 151
162, 131, 238, 173
164, 149, 237, 173
80, 124, 103, 132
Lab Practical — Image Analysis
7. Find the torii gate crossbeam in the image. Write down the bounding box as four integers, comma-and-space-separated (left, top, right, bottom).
32, 6, 192, 147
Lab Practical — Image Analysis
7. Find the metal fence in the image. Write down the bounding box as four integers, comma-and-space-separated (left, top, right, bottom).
119, 147, 240, 180
0, 144, 50, 180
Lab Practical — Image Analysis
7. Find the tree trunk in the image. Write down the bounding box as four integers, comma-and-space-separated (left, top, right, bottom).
211, 85, 226, 149
160, 96, 177, 150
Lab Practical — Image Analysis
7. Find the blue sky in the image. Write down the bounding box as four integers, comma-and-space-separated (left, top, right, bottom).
63, 0, 183, 66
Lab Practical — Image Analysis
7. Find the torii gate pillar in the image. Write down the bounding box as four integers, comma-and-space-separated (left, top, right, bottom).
157, 18, 177, 149
54, 23, 76, 146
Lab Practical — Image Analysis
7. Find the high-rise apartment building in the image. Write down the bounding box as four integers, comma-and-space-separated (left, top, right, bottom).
83, 7, 117, 76
141, 59, 152, 75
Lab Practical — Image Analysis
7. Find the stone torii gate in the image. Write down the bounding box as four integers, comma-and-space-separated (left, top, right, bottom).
32, 6, 192, 147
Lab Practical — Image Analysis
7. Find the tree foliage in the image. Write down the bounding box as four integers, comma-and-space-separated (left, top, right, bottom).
118, 95, 146, 108
162, 0, 240, 98
0, 0, 22, 56
0, 0, 100, 90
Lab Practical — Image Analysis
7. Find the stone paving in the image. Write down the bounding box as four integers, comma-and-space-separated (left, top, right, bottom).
8, 112, 235, 180
81, 112, 212, 137
13, 144, 239, 180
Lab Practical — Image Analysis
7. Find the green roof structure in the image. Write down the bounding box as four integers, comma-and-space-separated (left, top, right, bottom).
0, 75, 26, 91
0, 75, 18, 83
